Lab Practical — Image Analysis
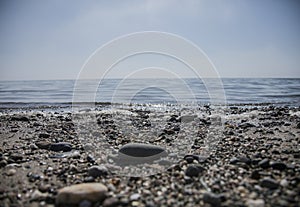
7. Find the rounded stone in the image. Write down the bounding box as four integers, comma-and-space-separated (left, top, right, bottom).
203, 192, 221, 207
260, 178, 279, 189
56, 183, 107, 206
258, 158, 269, 169
88, 165, 108, 178
49, 142, 72, 152
119, 143, 166, 157
270, 162, 287, 171
246, 199, 265, 207
185, 165, 205, 177
6, 168, 16, 176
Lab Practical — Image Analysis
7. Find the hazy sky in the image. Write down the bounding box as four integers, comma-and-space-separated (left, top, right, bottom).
0, 0, 300, 80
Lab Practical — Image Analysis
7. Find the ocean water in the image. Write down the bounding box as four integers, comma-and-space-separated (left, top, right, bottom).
0, 78, 299, 108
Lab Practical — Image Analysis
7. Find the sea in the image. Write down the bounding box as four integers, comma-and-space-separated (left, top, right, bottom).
0, 78, 299, 110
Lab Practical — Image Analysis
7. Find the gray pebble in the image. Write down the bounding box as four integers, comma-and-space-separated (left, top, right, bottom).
270, 161, 287, 171
49, 142, 72, 152
88, 165, 108, 178
203, 192, 221, 207
103, 197, 119, 207
119, 143, 166, 157
258, 158, 269, 169
260, 178, 279, 189
185, 165, 205, 177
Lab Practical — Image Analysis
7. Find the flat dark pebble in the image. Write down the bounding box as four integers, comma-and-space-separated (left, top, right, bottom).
119, 143, 166, 157
49, 142, 72, 152
88, 165, 108, 178
185, 165, 205, 177
270, 161, 287, 171
258, 158, 270, 169
261, 178, 280, 189
203, 192, 221, 207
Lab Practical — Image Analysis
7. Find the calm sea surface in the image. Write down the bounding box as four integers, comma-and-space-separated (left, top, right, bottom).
0, 79, 299, 108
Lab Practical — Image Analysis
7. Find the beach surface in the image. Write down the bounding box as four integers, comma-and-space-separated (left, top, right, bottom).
0, 104, 299, 207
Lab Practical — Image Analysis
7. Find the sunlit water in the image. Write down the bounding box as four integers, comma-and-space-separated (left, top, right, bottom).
0, 78, 299, 109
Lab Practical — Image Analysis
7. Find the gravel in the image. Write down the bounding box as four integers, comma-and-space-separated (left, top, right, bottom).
0, 104, 299, 206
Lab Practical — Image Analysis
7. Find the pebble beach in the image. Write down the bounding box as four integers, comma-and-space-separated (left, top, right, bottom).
0, 104, 299, 207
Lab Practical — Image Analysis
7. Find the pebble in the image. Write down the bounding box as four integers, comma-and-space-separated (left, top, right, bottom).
230, 156, 251, 165
184, 155, 194, 163
258, 158, 269, 169
203, 192, 221, 207
280, 179, 289, 187
30, 189, 47, 201
11, 116, 29, 122
29, 144, 38, 150
130, 193, 141, 201
250, 170, 261, 180
10, 153, 23, 161
0, 160, 7, 168
239, 122, 256, 129
79, 200, 92, 207
270, 161, 287, 171
246, 199, 265, 207
86, 154, 95, 163
119, 143, 167, 157
88, 165, 108, 178
56, 183, 107, 206
185, 165, 205, 177
260, 178, 279, 189
102, 197, 119, 207
6, 168, 16, 176
35, 141, 51, 150
49, 142, 72, 152
39, 133, 50, 138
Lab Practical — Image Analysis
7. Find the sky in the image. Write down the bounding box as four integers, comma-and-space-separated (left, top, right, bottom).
0, 0, 300, 80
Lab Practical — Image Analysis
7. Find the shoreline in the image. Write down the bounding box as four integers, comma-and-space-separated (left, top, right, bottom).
0, 104, 299, 206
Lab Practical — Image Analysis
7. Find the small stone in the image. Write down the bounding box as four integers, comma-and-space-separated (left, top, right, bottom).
79, 200, 92, 207
6, 168, 16, 176
229, 157, 239, 164
102, 197, 119, 207
230, 156, 251, 165
27, 172, 41, 182
280, 179, 289, 187
260, 178, 279, 189
238, 156, 251, 165
239, 122, 256, 129
11, 116, 29, 122
250, 170, 260, 180
203, 192, 221, 207
87, 155, 95, 163
0, 160, 7, 168
10, 153, 23, 161
39, 133, 50, 138
29, 144, 38, 150
88, 165, 108, 178
49, 142, 72, 152
185, 165, 205, 177
130, 193, 140, 201
35, 141, 51, 150
184, 155, 194, 163
119, 143, 167, 157
258, 158, 269, 169
246, 199, 265, 207
38, 184, 50, 193
131, 201, 141, 207
270, 161, 287, 171
30, 189, 47, 201
56, 183, 107, 206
